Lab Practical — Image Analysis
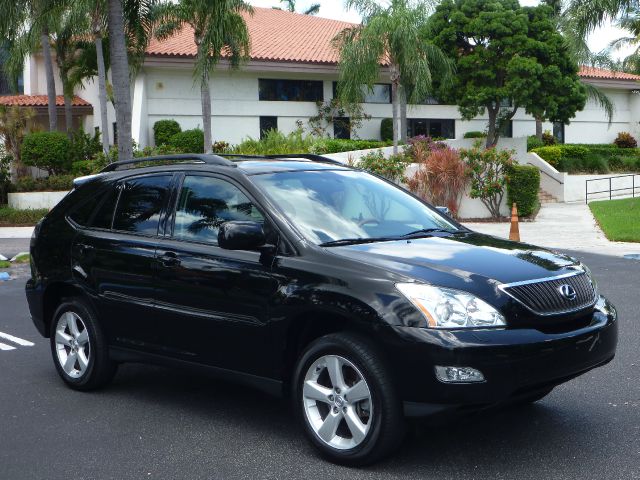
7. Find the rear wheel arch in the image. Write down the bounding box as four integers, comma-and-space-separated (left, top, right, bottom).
42, 282, 93, 337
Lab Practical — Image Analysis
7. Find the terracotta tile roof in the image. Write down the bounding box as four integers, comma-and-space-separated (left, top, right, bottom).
146, 6, 353, 64
578, 66, 640, 81
0, 95, 92, 107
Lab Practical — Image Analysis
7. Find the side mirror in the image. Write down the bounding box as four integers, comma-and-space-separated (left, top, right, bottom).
436, 206, 451, 217
218, 221, 267, 250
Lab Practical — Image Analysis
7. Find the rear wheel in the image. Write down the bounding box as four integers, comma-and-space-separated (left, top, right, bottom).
50, 298, 117, 391
293, 333, 405, 466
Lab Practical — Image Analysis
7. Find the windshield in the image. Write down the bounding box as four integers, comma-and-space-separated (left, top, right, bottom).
251, 169, 459, 245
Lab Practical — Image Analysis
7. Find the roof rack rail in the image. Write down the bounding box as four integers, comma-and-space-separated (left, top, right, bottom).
222, 153, 344, 166
100, 154, 236, 172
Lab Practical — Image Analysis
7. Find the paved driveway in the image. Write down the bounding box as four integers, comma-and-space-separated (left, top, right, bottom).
0, 250, 638, 479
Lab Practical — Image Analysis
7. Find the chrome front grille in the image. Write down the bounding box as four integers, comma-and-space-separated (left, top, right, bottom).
500, 271, 597, 316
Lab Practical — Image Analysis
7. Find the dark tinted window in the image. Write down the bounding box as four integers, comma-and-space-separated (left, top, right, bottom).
334, 117, 350, 139
407, 119, 455, 139
173, 176, 264, 245
91, 186, 120, 230
259, 79, 323, 102
259, 116, 278, 139
68, 190, 104, 226
112, 175, 172, 235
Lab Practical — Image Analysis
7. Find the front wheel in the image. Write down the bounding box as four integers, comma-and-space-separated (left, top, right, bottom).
293, 333, 405, 466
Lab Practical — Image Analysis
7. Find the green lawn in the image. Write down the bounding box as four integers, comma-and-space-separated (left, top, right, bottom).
0, 205, 48, 226
589, 197, 640, 242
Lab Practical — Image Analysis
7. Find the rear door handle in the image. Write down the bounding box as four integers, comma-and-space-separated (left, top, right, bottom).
159, 251, 180, 267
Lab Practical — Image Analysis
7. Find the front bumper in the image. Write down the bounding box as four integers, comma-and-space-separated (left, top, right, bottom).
383, 296, 618, 415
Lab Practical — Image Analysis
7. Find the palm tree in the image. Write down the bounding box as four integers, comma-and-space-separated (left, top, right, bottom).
107, 0, 133, 160
87, 0, 111, 153
0, 0, 59, 132
608, 8, 640, 73
334, 0, 453, 153
278, 0, 320, 15
0, 105, 36, 177
156, 0, 253, 153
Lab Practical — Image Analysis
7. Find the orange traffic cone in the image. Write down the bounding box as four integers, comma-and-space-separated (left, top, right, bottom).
509, 203, 520, 242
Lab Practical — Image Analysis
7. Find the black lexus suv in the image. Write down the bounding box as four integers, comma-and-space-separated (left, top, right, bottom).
26, 153, 618, 465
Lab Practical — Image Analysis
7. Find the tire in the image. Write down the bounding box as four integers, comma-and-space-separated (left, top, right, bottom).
292, 332, 405, 466
50, 297, 117, 391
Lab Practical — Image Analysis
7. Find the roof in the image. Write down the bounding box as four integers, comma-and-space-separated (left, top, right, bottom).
0, 95, 92, 107
578, 66, 640, 81
146, 6, 352, 64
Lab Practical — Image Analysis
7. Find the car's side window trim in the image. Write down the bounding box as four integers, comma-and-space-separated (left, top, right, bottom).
109, 172, 176, 238
167, 172, 292, 254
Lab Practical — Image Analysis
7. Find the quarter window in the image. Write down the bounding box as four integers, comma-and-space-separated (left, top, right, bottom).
259, 79, 324, 102
173, 176, 264, 245
112, 175, 173, 235
91, 186, 121, 230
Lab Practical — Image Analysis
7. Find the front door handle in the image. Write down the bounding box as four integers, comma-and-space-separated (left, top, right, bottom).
159, 251, 180, 267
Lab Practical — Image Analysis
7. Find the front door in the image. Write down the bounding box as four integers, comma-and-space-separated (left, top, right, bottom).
153, 174, 278, 377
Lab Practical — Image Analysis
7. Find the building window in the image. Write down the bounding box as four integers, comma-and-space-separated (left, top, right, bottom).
259, 116, 278, 139
259, 79, 324, 102
553, 122, 565, 144
500, 120, 513, 138
407, 119, 455, 139
334, 117, 351, 139
112, 122, 118, 145
332, 82, 391, 104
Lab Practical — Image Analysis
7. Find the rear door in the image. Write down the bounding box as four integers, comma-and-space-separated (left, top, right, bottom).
71, 173, 175, 352
153, 173, 279, 376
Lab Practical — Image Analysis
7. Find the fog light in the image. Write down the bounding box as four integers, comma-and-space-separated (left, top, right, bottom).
435, 366, 485, 383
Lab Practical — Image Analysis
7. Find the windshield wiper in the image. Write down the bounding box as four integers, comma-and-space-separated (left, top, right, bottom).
319, 237, 398, 247
400, 228, 460, 238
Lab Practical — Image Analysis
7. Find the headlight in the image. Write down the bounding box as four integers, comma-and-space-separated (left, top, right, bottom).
396, 283, 506, 329
579, 262, 598, 293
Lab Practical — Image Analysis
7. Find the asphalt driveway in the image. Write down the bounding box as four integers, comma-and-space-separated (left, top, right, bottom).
0, 250, 638, 480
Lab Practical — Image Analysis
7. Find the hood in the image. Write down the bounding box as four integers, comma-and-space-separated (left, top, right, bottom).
327, 232, 579, 287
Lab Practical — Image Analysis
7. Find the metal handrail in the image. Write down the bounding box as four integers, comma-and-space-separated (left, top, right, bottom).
585, 173, 639, 203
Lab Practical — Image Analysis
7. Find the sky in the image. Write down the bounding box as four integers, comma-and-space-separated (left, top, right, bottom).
248, 0, 635, 60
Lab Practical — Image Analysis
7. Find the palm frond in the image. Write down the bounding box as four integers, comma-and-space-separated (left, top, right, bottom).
583, 82, 615, 124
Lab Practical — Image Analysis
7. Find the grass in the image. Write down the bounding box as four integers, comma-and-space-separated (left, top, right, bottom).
0, 205, 48, 226
12, 253, 30, 263
0, 260, 10, 269
589, 197, 640, 242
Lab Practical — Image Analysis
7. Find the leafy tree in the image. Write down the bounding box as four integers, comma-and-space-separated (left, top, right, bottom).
308, 99, 370, 138
0, 105, 35, 177
334, 0, 452, 154
431, 0, 587, 148
276, 0, 320, 15
156, 0, 253, 153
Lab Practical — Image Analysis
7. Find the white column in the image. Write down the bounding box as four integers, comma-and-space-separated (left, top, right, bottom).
131, 72, 148, 148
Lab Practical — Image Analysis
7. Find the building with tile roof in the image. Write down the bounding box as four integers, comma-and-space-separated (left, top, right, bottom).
15, 6, 640, 147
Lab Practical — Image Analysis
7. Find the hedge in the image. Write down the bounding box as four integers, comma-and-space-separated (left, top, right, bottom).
309, 138, 389, 154
168, 129, 205, 153
154, 120, 181, 146
527, 135, 544, 151
507, 165, 540, 217
11, 175, 74, 192
463, 131, 485, 139
0, 205, 49, 226
380, 118, 393, 141
21, 131, 72, 175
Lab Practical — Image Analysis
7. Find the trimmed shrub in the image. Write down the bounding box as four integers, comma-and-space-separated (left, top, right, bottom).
614, 131, 637, 148
352, 150, 409, 182
0, 205, 49, 226
168, 129, 205, 153
212, 141, 230, 153
154, 120, 181, 146
69, 128, 102, 164
232, 129, 314, 155
506, 165, 540, 217
309, 138, 388, 154
21, 131, 72, 175
532, 146, 562, 166
527, 135, 544, 151
11, 174, 74, 192
463, 131, 485, 139
558, 145, 588, 160
380, 118, 393, 141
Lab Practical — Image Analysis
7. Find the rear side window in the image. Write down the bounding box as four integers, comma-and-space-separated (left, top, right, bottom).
112, 175, 173, 235
68, 195, 100, 226
173, 176, 264, 244
91, 186, 120, 230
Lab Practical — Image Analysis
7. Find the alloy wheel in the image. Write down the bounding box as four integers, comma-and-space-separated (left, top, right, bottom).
54, 311, 91, 379
302, 354, 373, 450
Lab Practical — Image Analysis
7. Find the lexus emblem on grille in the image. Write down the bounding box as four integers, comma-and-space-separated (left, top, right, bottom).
558, 284, 577, 301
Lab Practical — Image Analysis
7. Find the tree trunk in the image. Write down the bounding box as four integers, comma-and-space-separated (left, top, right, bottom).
201, 72, 212, 154
486, 107, 498, 148
535, 117, 543, 140
107, 0, 133, 160
95, 34, 111, 153
399, 85, 407, 143
390, 64, 400, 155
41, 30, 57, 132
63, 92, 73, 136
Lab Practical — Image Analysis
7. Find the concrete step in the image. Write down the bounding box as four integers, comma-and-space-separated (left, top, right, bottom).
538, 189, 559, 204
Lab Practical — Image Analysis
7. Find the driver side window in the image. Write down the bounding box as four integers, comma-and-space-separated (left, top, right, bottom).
173, 176, 264, 245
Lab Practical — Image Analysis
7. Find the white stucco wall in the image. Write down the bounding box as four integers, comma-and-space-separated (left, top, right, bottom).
8, 191, 68, 210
